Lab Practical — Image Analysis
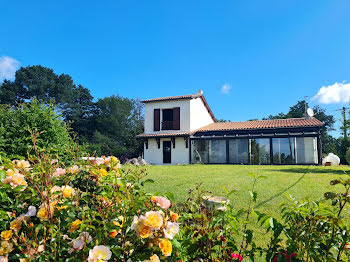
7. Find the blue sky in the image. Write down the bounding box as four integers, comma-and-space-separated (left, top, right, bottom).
1, 0, 350, 135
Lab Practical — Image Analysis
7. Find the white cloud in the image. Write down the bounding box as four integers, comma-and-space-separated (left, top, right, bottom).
0, 56, 20, 81
220, 83, 231, 94
312, 82, 350, 104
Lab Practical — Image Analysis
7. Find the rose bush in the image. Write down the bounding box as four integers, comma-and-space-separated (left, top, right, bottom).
1, 149, 350, 261
0, 152, 181, 261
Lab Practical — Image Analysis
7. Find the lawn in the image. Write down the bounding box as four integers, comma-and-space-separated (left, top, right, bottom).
142, 164, 350, 258
143, 164, 350, 219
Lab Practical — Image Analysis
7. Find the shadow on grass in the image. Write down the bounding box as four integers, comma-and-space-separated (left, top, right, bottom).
264, 167, 349, 175
255, 172, 307, 209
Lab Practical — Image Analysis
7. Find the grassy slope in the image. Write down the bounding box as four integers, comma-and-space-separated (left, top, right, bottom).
143, 164, 350, 218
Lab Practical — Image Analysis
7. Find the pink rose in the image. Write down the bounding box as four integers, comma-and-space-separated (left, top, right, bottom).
53, 168, 66, 177
152, 196, 171, 210
0, 255, 8, 262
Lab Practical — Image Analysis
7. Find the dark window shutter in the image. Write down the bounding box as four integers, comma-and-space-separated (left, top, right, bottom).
173, 107, 180, 130
154, 109, 160, 131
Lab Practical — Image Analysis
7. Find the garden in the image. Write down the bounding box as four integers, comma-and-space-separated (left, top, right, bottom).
1, 153, 350, 261
1, 98, 350, 261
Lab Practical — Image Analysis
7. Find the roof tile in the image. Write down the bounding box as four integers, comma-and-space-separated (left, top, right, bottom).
196, 117, 323, 132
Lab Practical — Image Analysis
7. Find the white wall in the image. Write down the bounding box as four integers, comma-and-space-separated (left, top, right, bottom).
190, 97, 215, 131
144, 137, 189, 165
143, 96, 215, 165
144, 99, 191, 134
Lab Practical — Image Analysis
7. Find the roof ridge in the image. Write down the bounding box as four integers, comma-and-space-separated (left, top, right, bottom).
141, 93, 200, 102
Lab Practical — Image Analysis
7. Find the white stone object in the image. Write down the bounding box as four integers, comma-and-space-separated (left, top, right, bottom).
322, 153, 340, 166
202, 196, 230, 211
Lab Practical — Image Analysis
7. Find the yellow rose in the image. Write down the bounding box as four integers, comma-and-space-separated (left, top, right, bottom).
144, 211, 163, 230
10, 219, 22, 231
16, 160, 30, 169
98, 168, 108, 177
37, 207, 49, 221
62, 185, 75, 198
68, 165, 80, 174
144, 254, 160, 262
6, 168, 18, 176
0, 231, 12, 241
37, 202, 56, 221
69, 219, 82, 233
159, 238, 172, 257
138, 221, 152, 239
0, 240, 13, 255
111, 156, 119, 163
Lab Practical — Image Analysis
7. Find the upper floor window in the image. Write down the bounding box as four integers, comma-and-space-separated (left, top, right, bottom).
153, 107, 180, 131
162, 109, 174, 130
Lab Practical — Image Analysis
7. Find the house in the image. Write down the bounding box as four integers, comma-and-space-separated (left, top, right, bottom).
137, 91, 323, 165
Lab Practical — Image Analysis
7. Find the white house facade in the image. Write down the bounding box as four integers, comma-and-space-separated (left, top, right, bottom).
137, 91, 324, 165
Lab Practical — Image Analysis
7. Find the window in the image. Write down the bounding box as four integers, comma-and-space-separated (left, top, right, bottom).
162, 109, 173, 121
161, 107, 180, 130
272, 138, 295, 164
191, 139, 226, 164
250, 139, 270, 164
229, 139, 249, 164
295, 137, 318, 164
209, 140, 226, 163
191, 140, 209, 163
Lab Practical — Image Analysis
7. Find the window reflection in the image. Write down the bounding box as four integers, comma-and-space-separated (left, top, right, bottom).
209, 140, 226, 163
272, 138, 295, 164
229, 139, 248, 164
250, 139, 270, 164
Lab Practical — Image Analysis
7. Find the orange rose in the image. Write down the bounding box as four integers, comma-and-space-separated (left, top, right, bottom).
110, 230, 118, 238
159, 238, 172, 256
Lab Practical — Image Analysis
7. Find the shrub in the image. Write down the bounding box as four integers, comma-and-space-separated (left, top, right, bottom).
0, 100, 74, 159
0, 153, 181, 261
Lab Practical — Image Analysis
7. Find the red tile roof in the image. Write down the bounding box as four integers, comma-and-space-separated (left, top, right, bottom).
141, 93, 217, 122
136, 132, 192, 138
141, 94, 201, 103
137, 118, 323, 138
196, 117, 323, 132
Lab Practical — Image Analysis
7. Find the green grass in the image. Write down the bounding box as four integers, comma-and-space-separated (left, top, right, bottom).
141, 164, 350, 260
143, 164, 350, 219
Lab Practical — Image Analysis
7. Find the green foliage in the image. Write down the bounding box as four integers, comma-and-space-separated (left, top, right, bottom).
86, 95, 144, 158
1, 147, 350, 261
0, 65, 144, 158
0, 101, 73, 158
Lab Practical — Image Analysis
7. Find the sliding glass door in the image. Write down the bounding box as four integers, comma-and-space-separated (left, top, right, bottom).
209, 140, 226, 163
191, 136, 318, 165
250, 139, 270, 164
191, 140, 209, 164
272, 138, 295, 164
295, 137, 318, 164
229, 139, 249, 164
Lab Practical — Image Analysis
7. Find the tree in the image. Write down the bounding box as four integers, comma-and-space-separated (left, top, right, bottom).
88, 95, 144, 158
0, 65, 95, 144
336, 107, 350, 164
0, 65, 145, 158
0, 66, 95, 137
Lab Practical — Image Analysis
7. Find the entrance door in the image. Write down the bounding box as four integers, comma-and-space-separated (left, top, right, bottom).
163, 141, 171, 164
